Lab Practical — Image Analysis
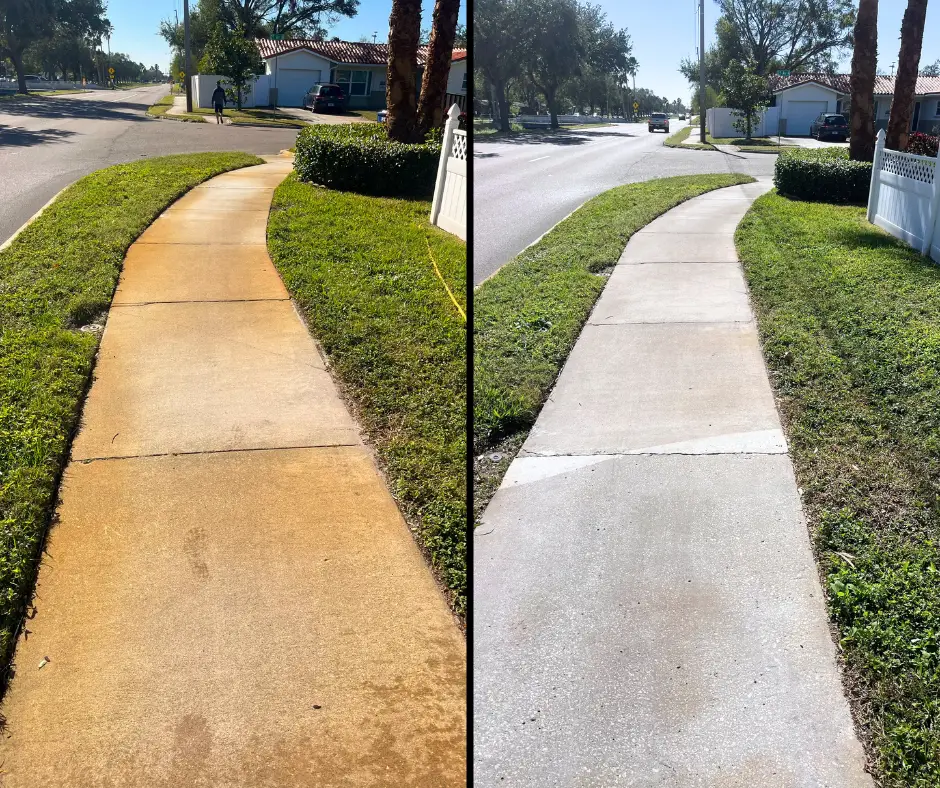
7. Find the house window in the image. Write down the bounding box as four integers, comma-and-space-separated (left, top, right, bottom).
333, 69, 369, 96
461, 72, 467, 92
935, 99, 940, 117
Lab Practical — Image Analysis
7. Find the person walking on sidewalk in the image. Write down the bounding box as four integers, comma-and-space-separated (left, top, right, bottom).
211, 81, 226, 124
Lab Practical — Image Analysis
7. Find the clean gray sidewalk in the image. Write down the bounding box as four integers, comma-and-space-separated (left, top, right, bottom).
473, 180, 873, 787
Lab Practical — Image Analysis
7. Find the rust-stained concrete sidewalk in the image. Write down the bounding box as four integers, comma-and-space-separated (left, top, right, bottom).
0, 158, 466, 787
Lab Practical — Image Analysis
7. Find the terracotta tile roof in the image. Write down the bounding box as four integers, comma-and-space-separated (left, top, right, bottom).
769, 73, 940, 95
256, 39, 463, 66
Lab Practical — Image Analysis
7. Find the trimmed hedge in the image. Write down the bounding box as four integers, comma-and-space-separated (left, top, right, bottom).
294, 122, 442, 197
774, 147, 872, 204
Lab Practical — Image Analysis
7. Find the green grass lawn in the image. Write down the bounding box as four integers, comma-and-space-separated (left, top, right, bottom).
348, 110, 378, 121
663, 125, 715, 150
267, 176, 467, 615
737, 192, 940, 787
474, 174, 755, 515
0, 152, 263, 686
146, 94, 176, 118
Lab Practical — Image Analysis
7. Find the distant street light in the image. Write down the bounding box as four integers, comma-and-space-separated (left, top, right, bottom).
373, 32, 378, 44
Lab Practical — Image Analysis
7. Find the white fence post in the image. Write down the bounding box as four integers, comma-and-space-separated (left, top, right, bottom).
431, 104, 459, 226
925, 145, 940, 255
867, 129, 886, 224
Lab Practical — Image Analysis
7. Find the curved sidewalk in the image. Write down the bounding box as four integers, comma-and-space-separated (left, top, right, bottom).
0, 158, 466, 786
474, 179, 872, 786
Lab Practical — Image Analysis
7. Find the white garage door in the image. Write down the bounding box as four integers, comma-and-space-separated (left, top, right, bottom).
272, 68, 321, 107
786, 100, 827, 136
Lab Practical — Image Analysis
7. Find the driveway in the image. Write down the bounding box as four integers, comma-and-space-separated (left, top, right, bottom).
274, 106, 369, 124
778, 135, 849, 148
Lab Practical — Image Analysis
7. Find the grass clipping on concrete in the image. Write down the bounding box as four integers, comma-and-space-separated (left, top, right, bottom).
267, 176, 467, 615
0, 152, 264, 675
737, 192, 940, 787
474, 173, 754, 514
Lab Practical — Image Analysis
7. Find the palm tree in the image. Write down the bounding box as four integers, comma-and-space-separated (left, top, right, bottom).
417, 0, 461, 134
386, 0, 422, 143
849, 0, 879, 161
885, 0, 928, 151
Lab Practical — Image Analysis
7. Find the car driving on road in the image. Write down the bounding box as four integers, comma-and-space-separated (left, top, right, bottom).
302, 83, 346, 113
809, 112, 848, 142
648, 112, 670, 133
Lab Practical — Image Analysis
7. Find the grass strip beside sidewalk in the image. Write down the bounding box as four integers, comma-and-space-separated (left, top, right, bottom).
737, 193, 940, 787
0, 152, 264, 679
474, 174, 754, 515
664, 125, 715, 150
267, 176, 467, 615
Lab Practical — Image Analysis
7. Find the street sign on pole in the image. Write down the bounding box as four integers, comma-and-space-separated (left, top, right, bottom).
633, 101, 639, 110
777, 70, 791, 76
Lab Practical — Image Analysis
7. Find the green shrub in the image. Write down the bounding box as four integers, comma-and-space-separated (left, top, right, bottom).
293, 122, 442, 197
774, 147, 872, 204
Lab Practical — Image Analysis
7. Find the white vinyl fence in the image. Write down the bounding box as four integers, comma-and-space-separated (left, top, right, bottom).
706, 106, 781, 138
867, 129, 940, 262
430, 104, 467, 240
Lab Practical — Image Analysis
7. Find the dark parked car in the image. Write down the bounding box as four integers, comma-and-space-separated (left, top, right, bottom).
648, 112, 670, 133
303, 83, 346, 113
810, 112, 848, 141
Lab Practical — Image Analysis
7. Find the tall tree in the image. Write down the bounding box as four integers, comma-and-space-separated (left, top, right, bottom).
721, 59, 770, 139
849, 0, 878, 161
1, 0, 108, 92
476, 0, 524, 132
922, 58, 940, 77
417, 0, 460, 133
717, 0, 855, 75
386, 0, 422, 142
885, 0, 929, 150
202, 22, 265, 108
524, 0, 583, 129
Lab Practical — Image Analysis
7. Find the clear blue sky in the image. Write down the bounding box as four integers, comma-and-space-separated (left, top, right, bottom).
105, 0, 465, 72
599, 0, 940, 105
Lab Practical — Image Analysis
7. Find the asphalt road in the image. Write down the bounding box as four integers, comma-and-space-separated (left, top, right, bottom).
0, 84, 300, 246
473, 119, 776, 284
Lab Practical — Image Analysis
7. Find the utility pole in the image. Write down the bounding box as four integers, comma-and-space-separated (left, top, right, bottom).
699, 0, 706, 143
106, 34, 112, 88
373, 32, 378, 44
183, 0, 193, 112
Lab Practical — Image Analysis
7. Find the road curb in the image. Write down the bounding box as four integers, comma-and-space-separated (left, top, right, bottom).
0, 182, 73, 252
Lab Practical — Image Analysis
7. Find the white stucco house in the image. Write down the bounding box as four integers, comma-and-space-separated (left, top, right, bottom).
768, 73, 940, 136
193, 39, 466, 110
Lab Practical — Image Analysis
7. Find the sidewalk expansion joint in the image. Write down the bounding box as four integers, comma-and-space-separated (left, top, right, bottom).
587, 319, 754, 326
518, 449, 788, 458
75, 441, 362, 464
111, 297, 291, 307
617, 260, 741, 265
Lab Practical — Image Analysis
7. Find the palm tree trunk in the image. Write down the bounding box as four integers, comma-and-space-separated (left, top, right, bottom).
849, 0, 879, 161
885, 0, 928, 150
386, 0, 423, 143
417, 0, 460, 135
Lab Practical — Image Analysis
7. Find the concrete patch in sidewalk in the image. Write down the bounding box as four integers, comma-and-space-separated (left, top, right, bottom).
474, 453, 871, 788
524, 322, 782, 456
619, 231, 739, 263
0, 447, 466, 787
72, 300, 359, 459
138, 210, 271, 245
114, 244, 290, 304
590, 262, 752, 324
